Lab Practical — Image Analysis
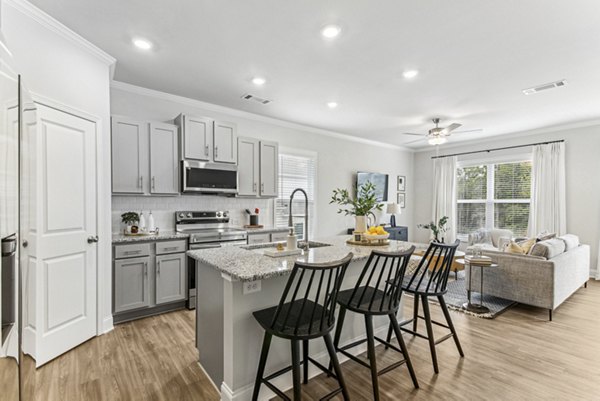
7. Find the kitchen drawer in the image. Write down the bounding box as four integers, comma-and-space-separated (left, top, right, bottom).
114, 243, 151, 259
156, 240, 187, 255
270, 231, 288, 242
247, 233, 270, 245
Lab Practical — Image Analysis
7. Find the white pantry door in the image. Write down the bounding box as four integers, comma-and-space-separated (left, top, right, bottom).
34, 104, 97, 366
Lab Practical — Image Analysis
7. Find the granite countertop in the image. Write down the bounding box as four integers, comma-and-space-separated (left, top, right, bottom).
187, 235, 424, 282
112, 231, 190, 244
242, 226, 289, 234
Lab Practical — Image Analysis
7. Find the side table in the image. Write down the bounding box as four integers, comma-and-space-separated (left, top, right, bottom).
455, 259, 498, 314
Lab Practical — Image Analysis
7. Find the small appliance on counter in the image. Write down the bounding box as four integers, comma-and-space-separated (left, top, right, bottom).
244, 208, 262, 228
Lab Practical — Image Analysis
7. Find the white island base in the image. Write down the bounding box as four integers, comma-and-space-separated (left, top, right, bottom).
194, 246, 410, 401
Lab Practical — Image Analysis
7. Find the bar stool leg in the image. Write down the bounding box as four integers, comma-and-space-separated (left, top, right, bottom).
291, 340, 302, 401
413, 293, 420, 332
421, 295, 439, 374
302, 339, 309, 384
438, 295, 464, 357
389, 313, 419, 389
329, 306, 347, 374
324, 333, 350, 401
365, 315, 380, 401
252, 332, 272, 401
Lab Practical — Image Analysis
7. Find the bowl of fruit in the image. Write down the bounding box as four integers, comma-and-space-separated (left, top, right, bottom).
363, 226, 390, 243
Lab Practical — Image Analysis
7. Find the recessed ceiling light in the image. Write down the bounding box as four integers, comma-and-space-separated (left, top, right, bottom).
403, 69, 419, 79
327, 102, 338, 109
252, 77, 266, 86
321, 25, 342, 39
133, 38, 153, 50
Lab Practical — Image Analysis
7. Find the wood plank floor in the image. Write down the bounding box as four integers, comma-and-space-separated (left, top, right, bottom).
24, 281, 600, 401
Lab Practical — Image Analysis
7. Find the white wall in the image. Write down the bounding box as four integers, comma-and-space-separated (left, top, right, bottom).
413, 124, 600, 275
110, 83, 415, 238
2, 0, 114, 332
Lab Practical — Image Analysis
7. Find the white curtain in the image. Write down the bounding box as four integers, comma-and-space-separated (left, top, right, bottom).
432, 156, 457, 243
528, 142, 566, 237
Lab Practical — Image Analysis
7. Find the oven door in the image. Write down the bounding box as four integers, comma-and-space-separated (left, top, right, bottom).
182, 160, 238, 194
187, 239, 246, 309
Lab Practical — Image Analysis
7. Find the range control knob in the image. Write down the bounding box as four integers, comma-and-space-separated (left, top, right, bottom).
223, 211, 228, 217
187, 213, 192, 218
179, 213, 185, 218
216, 211, 222, 217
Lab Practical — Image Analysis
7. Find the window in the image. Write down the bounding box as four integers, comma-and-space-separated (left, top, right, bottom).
457, 160, 531, 237
275, 152, 317, 240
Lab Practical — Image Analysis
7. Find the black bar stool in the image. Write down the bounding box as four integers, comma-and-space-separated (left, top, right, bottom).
386, 240, 464, 374
331, 247, 418, 401
252, 253, 353, 401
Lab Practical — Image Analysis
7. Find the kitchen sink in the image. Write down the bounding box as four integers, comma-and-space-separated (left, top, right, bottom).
241, 241, 331, 251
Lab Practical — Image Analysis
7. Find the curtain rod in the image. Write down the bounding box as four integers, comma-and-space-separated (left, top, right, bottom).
430, 139, 565, 159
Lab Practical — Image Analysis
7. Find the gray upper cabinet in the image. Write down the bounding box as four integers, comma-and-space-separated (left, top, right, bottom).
237, 137, 259, 196
150, 122, 179, 194
111, 116, 147, 194
176, 114, 213, 161
114, 256, 150, 313
213, 121, 237, 163
260, 141, 278, 197
155, 253, 187, 305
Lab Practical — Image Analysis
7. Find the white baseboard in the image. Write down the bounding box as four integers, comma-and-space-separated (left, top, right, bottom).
219, 325, 390, 401
101, 315, 114, 334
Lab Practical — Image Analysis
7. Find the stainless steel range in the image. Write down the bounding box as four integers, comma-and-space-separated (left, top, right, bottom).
176, 211, 247, 309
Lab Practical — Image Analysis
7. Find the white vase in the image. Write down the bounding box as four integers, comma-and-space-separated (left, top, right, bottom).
355, 215, 368, 233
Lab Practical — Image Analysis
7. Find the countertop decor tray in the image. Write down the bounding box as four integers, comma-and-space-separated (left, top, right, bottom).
346, 239, 390, 247
263, 248, 303, 258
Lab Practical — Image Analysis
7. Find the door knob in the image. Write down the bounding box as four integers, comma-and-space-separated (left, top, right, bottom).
87, 235, 99, 244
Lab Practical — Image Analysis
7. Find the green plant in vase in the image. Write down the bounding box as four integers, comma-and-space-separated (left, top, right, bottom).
121, 211, 139, 234
330, 181, 383, 232
417, 216, 449, 243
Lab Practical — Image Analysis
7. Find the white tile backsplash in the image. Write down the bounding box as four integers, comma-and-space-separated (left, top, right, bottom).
112, 195, 273, 234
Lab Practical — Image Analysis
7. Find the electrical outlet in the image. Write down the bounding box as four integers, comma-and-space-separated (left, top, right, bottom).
243, 280, 261, 295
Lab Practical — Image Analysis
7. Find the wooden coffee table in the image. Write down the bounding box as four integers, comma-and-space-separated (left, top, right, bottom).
456, 259, 498, 314
414, 249, 466, 279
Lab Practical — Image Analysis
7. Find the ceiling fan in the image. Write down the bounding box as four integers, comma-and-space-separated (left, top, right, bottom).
402, 118, 480, 146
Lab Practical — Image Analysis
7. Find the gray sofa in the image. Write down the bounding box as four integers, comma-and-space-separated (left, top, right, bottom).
466, 237, 590, 320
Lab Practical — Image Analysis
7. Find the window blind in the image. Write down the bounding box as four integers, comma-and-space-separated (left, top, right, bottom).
275, 153, 316, 239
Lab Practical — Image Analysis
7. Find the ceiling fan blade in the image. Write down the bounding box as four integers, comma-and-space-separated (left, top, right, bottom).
401, 132, 424, 136
451, 128, 483, 135
440, 123, 462, 135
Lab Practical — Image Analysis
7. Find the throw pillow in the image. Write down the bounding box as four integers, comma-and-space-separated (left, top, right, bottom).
529, 238, 566, 259
558, 234, 580, 251
517, 238, 536, 254
505, 241, 526, 255
536, 232, 557, 242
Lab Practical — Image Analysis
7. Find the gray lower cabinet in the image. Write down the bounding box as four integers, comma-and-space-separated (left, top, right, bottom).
113, 240, 188, 323
114, 256, 150, 313
247, 231, 289, 245
156, 253, 187, 304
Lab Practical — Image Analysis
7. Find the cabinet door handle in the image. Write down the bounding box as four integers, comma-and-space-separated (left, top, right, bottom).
253, 182, 257, 192
124, 250, 142, 255
157, 260, 161, 275
215, 146, 218, 158
139, 176, 143, 188
151, 176, 155, 190
205, 144, 209, 156
261, 182, 265, 193
163, 246, 178, 251
144, 262, 148, 276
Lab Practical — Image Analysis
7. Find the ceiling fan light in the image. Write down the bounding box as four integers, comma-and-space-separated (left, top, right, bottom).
428, 136, 447, 146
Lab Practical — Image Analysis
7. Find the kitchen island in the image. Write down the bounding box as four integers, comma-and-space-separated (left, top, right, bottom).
188, 236, 420, 401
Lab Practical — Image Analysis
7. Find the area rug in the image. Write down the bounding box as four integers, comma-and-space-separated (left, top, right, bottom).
429, 277, 516, 319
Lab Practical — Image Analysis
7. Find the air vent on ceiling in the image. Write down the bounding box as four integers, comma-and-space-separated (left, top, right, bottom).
522, 79, 567, 95
241, 93, 272, 105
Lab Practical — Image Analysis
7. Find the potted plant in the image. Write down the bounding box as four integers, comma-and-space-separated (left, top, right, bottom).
330, 181, 383, 232
121, 212, 139, 234
417, 216, 449, 243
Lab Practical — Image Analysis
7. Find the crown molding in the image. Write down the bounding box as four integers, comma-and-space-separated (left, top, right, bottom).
110, 80, 412, 152
5, 0, 116, 77
413, 118, 600, 154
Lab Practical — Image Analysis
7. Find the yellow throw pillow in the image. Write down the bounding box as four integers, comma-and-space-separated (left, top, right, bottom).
505, 241, 526, 255
518, 238, 536, 254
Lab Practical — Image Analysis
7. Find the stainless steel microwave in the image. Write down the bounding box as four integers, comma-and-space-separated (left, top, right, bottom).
182, 160, 238, 194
